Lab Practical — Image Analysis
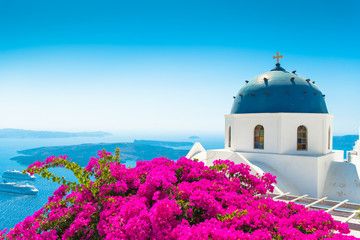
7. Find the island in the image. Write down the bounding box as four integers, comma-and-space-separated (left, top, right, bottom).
0, 128, 112, 138
11, 140, 193, 167
188, 136, 200, 140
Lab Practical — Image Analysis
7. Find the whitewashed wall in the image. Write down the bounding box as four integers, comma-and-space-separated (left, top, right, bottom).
189, 146, 344, 198
225, 113, 333, 155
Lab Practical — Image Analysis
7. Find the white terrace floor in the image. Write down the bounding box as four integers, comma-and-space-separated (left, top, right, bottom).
267, 193, 360, 238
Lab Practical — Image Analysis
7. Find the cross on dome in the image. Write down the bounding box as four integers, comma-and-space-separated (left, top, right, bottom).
273, 52, 283, 64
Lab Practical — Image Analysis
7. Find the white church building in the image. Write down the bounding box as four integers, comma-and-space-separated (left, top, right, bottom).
187, 53, 360, 203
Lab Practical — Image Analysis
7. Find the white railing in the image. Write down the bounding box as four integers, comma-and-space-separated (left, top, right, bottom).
267, 193, 360, 232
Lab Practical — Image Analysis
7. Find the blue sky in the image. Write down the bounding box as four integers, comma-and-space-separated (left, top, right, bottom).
0, 0, 359, 136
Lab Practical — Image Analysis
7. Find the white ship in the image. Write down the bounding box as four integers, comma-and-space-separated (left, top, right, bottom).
0, 181, 38, 195
2, 170, 36, 181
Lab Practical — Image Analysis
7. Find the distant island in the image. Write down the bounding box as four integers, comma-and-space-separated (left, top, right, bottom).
189, 136, 200, 140
11, 140, 193, 167
134, 140, 194, 148
0, 128, 112, 138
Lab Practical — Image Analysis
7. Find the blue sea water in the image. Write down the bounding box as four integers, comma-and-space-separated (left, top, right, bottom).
0, 135, 135, 231
0, 134, 352, 231
0, 135, 224, 231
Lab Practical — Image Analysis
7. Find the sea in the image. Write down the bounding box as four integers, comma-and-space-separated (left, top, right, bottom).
0, 134, 353, 231
0, 135, 224, 231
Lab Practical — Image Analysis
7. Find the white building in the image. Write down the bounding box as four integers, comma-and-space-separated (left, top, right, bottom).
348, 129, 360, 163
187, 55, 360, 203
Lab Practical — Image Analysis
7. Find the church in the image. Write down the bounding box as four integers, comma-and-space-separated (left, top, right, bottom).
187, 53, 360, 203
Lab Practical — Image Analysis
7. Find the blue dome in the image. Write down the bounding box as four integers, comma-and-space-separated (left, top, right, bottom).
231, 64, 328, 114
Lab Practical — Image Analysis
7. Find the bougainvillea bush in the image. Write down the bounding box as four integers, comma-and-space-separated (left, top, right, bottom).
0, 149, 357, 240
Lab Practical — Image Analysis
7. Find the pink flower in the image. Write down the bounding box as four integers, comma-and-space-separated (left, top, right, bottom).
2, 153, 355, 240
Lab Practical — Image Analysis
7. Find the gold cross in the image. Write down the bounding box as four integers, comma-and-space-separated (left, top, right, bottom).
272, 52, 283, 64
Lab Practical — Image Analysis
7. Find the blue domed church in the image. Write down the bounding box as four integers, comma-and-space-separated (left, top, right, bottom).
226, 53, 331, 156
187, 53, 360, 203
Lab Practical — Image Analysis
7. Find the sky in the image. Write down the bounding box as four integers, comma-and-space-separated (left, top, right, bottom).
0, 0, 359, 136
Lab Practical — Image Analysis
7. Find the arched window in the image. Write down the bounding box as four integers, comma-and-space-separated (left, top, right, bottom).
254, 125, 264, 149
228, 126, 231, 148
328, 127, 331, 150
297, 125, 307, 151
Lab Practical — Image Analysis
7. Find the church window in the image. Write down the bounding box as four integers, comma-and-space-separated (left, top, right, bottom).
228, 126, 231, 148
297, 125, 307, 151
254, 125, 264, 149
328, 127, 331, 150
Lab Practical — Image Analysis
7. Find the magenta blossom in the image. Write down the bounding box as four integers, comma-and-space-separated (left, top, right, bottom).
1, 152, 356, 240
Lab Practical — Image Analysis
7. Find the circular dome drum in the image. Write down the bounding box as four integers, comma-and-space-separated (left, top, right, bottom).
231, 64, 328, 114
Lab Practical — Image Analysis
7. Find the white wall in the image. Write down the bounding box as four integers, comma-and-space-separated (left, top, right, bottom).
188, 144, 348, 200
225, 114, 280, 153
279, 113, 333, 155
240, 151, 321, 197
317, 150, 344, 197
196, 149, 343, 198
323, 161, 360, 203
225, 113, 333, 155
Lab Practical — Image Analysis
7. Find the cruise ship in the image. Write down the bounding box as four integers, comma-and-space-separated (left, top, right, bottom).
2, 170, 36, 181
0, 181, 38, 195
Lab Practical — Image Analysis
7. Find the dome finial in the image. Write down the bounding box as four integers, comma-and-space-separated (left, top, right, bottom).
272, 52, 283, 64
